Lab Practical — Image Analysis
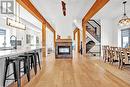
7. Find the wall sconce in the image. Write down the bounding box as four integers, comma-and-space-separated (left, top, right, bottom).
6, 18, 26, 30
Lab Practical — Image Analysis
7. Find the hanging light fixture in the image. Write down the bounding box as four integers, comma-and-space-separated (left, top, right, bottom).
61, 1, 66, 16
119, 1, 130, 26
6, 18, 26, 30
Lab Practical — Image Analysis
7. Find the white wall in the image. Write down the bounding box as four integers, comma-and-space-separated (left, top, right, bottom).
100, 18, 118, 56
46, 27, 54, 56
19, 5, 42, 29
101, 18, 118, 46
55, 17, 74, 39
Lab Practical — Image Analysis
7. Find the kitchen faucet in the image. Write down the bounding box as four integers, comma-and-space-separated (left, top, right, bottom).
10, 35, 17, 49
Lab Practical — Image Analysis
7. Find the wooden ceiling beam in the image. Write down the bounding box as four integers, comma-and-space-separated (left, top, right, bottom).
82, 0, 109, 23
16, 0, 55, 32
16, 0, 46, 24
47, 23, 55, 33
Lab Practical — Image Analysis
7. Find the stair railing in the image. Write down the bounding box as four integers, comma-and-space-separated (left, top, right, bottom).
87, 20, 101, 42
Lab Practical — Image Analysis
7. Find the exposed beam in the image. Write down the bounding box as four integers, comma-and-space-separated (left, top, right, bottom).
73, 28, 79, 40
42, 23, 46, 57
73, 28, 80, 53
82, 23, 86, 55
77, 29, 80, 53
54, 31, 56, 48
82, 0, 109, 23
47, 24, 55, 33
16, 0, 46, 23
16, 0, 55, 32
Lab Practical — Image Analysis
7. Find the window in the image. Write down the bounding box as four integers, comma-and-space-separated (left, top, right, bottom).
121, 29, 130, 48
0, 29, 6, 47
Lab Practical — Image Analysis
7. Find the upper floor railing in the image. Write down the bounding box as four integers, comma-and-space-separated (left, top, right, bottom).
86, 20, 101, 42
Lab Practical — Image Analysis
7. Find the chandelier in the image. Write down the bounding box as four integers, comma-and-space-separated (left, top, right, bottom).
119, 1, 130, 26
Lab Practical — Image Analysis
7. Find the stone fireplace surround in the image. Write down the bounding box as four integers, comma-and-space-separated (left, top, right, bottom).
55, 39, 72, 58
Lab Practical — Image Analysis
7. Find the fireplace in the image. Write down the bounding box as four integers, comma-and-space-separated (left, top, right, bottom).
55, 39, 73, 58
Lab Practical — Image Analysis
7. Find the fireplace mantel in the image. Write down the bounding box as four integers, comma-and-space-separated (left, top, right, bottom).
56, 39, 72, 43
55, 39, 73, 58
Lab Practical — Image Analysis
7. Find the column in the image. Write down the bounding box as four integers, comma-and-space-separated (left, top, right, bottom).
77, 29, 80, 53
42, 23, 46, 57
82, 23, 86, 56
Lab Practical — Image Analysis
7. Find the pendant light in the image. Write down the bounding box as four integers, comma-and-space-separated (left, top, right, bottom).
119, 1, 130, 26
61, 1, 66, 16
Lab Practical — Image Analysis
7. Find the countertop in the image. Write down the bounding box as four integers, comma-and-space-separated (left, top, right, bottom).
0, 46, 43, 59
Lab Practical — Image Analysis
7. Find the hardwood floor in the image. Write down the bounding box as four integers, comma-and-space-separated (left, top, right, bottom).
10, 53, 130, 87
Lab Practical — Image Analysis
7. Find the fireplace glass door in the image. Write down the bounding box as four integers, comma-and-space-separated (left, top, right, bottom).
58, 46, 70, 54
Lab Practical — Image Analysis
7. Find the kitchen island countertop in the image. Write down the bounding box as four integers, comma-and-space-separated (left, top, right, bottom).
0, 46, 43, 59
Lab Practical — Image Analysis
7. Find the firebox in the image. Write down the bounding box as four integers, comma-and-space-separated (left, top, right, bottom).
58, 46, 70, 54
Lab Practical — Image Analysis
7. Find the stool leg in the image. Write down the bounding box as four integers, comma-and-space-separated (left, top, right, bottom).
31, 55, 37, 74
24, 58, 27, 74
34, 54, 37, 74
37, 52, 41, 69
15, 60, 21, 87
13, 62, 17, 82
31, 57, 33, 69
3, 59, 9, 87
26, 56, 30, 81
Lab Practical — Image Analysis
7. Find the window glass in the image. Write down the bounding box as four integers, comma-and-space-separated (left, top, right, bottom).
123, 37, 129, 48
121, 29, 130, 48
0, 29, 6, 47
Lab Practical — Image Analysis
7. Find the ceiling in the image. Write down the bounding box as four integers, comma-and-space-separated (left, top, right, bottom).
93, 0, 130, 21
30, 0, 96, 37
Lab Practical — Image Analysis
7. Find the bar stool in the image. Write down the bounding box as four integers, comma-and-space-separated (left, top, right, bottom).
33, 51, 41, 69
18, 53, 33, 81
3, 56, 29, 87
18, 53, 35, 76
28, 51, 41, 74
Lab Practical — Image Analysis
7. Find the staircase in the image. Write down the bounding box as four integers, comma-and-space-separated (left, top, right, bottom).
86, 20, 101, 56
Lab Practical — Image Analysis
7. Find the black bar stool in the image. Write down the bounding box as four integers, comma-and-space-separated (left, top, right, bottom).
36, 51, 41, 69
3, 56, 27, 87
18, 53, 35, 77
19, 52, 39, 75
18, 53, 33, 81
28, 51, 41, 73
